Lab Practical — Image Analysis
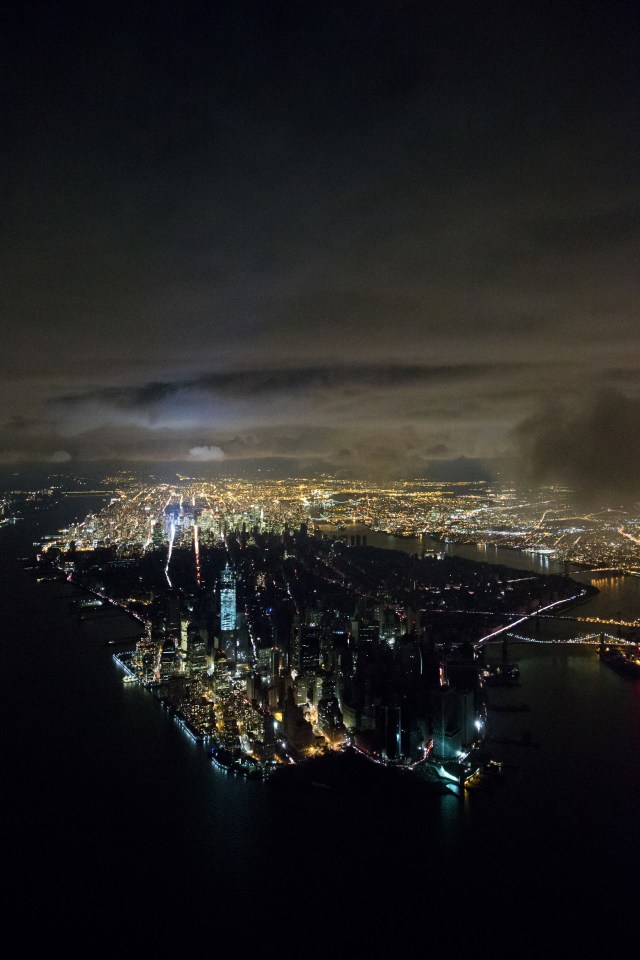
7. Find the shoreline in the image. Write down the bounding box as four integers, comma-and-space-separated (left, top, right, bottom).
314, 519, 631, 579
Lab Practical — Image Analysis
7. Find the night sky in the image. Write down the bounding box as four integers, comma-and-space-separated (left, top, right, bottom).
2, 2, 638, 498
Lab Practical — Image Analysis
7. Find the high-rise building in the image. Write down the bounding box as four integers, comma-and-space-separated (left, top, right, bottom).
383, 705, 402, 760
160, 637, 177, 679
186, 624, 208, 673
133, 636, 160, 682
220, 563, 236, 632
357, 620, 380, 644
299, 624, 320, 672
179, 617, 190, 654
219, 563, 237, 662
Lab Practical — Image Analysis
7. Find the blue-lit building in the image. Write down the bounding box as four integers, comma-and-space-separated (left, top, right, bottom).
220, 563, 236, 632
220, 563, 237, 662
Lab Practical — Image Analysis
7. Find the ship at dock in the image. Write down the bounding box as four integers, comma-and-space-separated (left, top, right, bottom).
598, 635, 640, 679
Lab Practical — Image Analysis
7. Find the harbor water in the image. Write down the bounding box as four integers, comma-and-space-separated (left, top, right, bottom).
2, 502, 639, 926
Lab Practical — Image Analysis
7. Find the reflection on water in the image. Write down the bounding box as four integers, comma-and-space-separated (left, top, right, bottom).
319, 520, 640, 633
2, 504, 639, 917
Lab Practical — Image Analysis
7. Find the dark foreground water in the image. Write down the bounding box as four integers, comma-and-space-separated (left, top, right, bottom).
2, 501, 639, 935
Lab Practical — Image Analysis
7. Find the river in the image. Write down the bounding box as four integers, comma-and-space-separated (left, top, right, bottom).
2, 500, 639, 929
317, 520, 640, 636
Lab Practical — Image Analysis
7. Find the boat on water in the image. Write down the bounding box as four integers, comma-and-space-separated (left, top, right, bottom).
71, 597, 104, 609
482, 663, 520, 687
599, 648, 640, 679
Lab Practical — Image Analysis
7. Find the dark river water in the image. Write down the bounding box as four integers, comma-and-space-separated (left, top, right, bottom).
3, 502, 639, 931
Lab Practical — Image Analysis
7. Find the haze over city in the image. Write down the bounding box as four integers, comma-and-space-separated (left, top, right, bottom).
2, 2, 638, 506
3, 4, 640, 944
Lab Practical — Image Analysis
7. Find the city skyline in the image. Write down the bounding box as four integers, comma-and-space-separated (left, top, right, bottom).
3, 4, 639, 930
2, 2, 638, 505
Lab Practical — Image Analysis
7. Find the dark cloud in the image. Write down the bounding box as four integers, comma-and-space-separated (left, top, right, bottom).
513, 391, 640, 506
0, 3, 638, 481
519, 204, 640, 253
0, 362, 636, 482
424, 443, 450, 457
56, 364, 513, 409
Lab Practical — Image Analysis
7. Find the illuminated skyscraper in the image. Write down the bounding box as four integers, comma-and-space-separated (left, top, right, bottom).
220, 563, 236, 633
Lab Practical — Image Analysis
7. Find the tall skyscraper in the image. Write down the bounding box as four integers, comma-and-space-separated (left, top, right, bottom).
220, 563, 236, 632
299, 624, 320, 672
186, 624, 208, 674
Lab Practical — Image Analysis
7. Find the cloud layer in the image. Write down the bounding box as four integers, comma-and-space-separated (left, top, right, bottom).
514, 391, 640, 506
0, 4, 637, 499
1, 361, 639, 499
